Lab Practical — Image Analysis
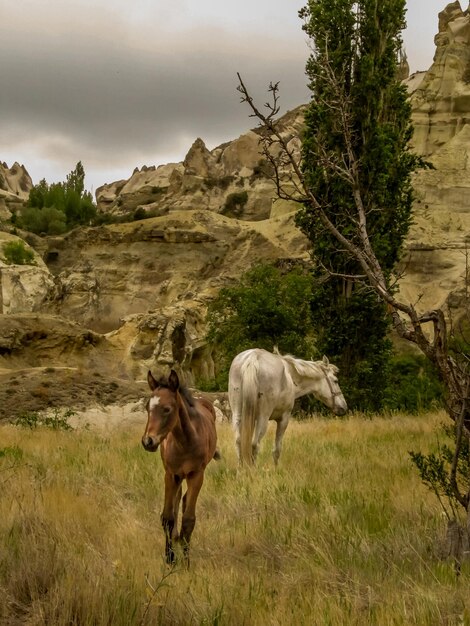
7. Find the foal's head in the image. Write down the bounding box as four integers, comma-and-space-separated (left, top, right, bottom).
142, 369, 181, 452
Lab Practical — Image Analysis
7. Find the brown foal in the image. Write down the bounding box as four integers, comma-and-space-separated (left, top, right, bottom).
142, 369, 218, 565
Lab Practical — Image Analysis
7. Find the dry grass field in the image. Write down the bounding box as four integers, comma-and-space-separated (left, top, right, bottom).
0, 410, 469, 625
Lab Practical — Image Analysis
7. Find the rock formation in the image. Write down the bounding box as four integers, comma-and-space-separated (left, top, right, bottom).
0, 232, 55, 314
410, 1, 470, 156
95, 108, 304, 223
0, 162, 32, 219
400, 1, 470, 315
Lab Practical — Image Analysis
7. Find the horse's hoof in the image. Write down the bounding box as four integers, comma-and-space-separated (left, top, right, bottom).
165, 550, 176, 566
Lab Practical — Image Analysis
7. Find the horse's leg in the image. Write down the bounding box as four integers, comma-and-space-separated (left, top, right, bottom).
252, 414, 269, 463
172, 482, 183, 541
161, 471, 180, 565
179, 470, 204, 567
232, 414, 242, 465
273, 413, 290, 466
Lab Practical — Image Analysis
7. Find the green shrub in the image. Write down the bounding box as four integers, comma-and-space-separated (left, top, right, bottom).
383, 354, 444, 413
11, 408, 75, 431
221, 191, 248, 218
133, 207, 147, 220
0, 445, 23, 461
206, 263, 315, 389
19, 206, 67, 235
2, 240, 35, 265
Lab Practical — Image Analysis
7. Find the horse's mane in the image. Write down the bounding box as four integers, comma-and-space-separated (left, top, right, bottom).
279, 352, 322, 378
274, 348, 338, 377
179, 385, 196, 408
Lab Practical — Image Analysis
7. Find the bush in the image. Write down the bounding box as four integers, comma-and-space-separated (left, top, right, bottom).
2, 240, 35, 265
206, 263, 315, 389
19, 206, 67, 235
11, 408, 75, 431
383, 354, 444, 413
221, 191, 248, 218
133, 207, 147, 220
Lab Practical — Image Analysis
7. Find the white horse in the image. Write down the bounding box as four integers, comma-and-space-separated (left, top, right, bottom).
228, 348, 347, 466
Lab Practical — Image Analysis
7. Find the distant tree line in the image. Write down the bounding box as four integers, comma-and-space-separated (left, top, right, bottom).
11, 162, 97, 235
7, 162, 169, 236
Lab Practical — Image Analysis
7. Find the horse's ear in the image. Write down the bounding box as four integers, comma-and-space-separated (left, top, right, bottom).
322, 355, 330, 367
147, 370, 158, 391
168, 369, 180, 392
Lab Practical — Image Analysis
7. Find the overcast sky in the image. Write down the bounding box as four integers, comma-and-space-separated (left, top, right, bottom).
0, 1, 453, 193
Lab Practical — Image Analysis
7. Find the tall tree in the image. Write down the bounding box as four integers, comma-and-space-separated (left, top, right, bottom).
65, 160, 85, 196
295, 0, 418, 410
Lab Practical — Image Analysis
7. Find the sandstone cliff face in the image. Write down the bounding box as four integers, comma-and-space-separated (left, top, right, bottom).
410, 1, 470, 156
0, 206, 308, 383
1, 3, 469, 390
43, 210, 307, 382
401, 1, 470, 316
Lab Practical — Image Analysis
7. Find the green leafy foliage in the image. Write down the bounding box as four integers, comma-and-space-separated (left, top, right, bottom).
221, 191, 248, 218
133, 207, 147, 220
205, 263, 316, 388
11, 408, 75, 431
19, 206, 67, 235
15, 162, 96, 235
2, 240, 35, 265
0, 445, 23, 461
384, 354, 444, 413
296, 0, 422, 411
309, 282, 393, 412
410, 424, 470, 516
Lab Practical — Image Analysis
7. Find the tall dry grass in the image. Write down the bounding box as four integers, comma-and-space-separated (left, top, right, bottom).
0, 411, 469, 625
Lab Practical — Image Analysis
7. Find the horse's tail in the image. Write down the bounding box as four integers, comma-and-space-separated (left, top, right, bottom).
240, 356, 259, 466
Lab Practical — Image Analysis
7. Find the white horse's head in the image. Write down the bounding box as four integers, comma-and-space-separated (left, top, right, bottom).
315, 356, 348, 416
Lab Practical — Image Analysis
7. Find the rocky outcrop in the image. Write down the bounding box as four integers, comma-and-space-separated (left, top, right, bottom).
410, 1, 470, 156
0, 162, 32, 219
401, 1, 470, 318
0, 209, 309, 383
95, 108, 305, 222
39, 210, 308, 382
0, 314, 102, 366
0, 233, 55, 314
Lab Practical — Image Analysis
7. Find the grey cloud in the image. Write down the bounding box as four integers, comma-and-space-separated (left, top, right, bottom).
1, 0, 440, 190
0, 26, 309, 175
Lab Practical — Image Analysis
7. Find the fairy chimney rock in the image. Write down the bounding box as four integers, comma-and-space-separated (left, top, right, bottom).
183, 138, 213, 177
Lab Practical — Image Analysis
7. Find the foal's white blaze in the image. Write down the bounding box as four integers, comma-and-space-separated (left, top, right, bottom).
149, 396, 161, 410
